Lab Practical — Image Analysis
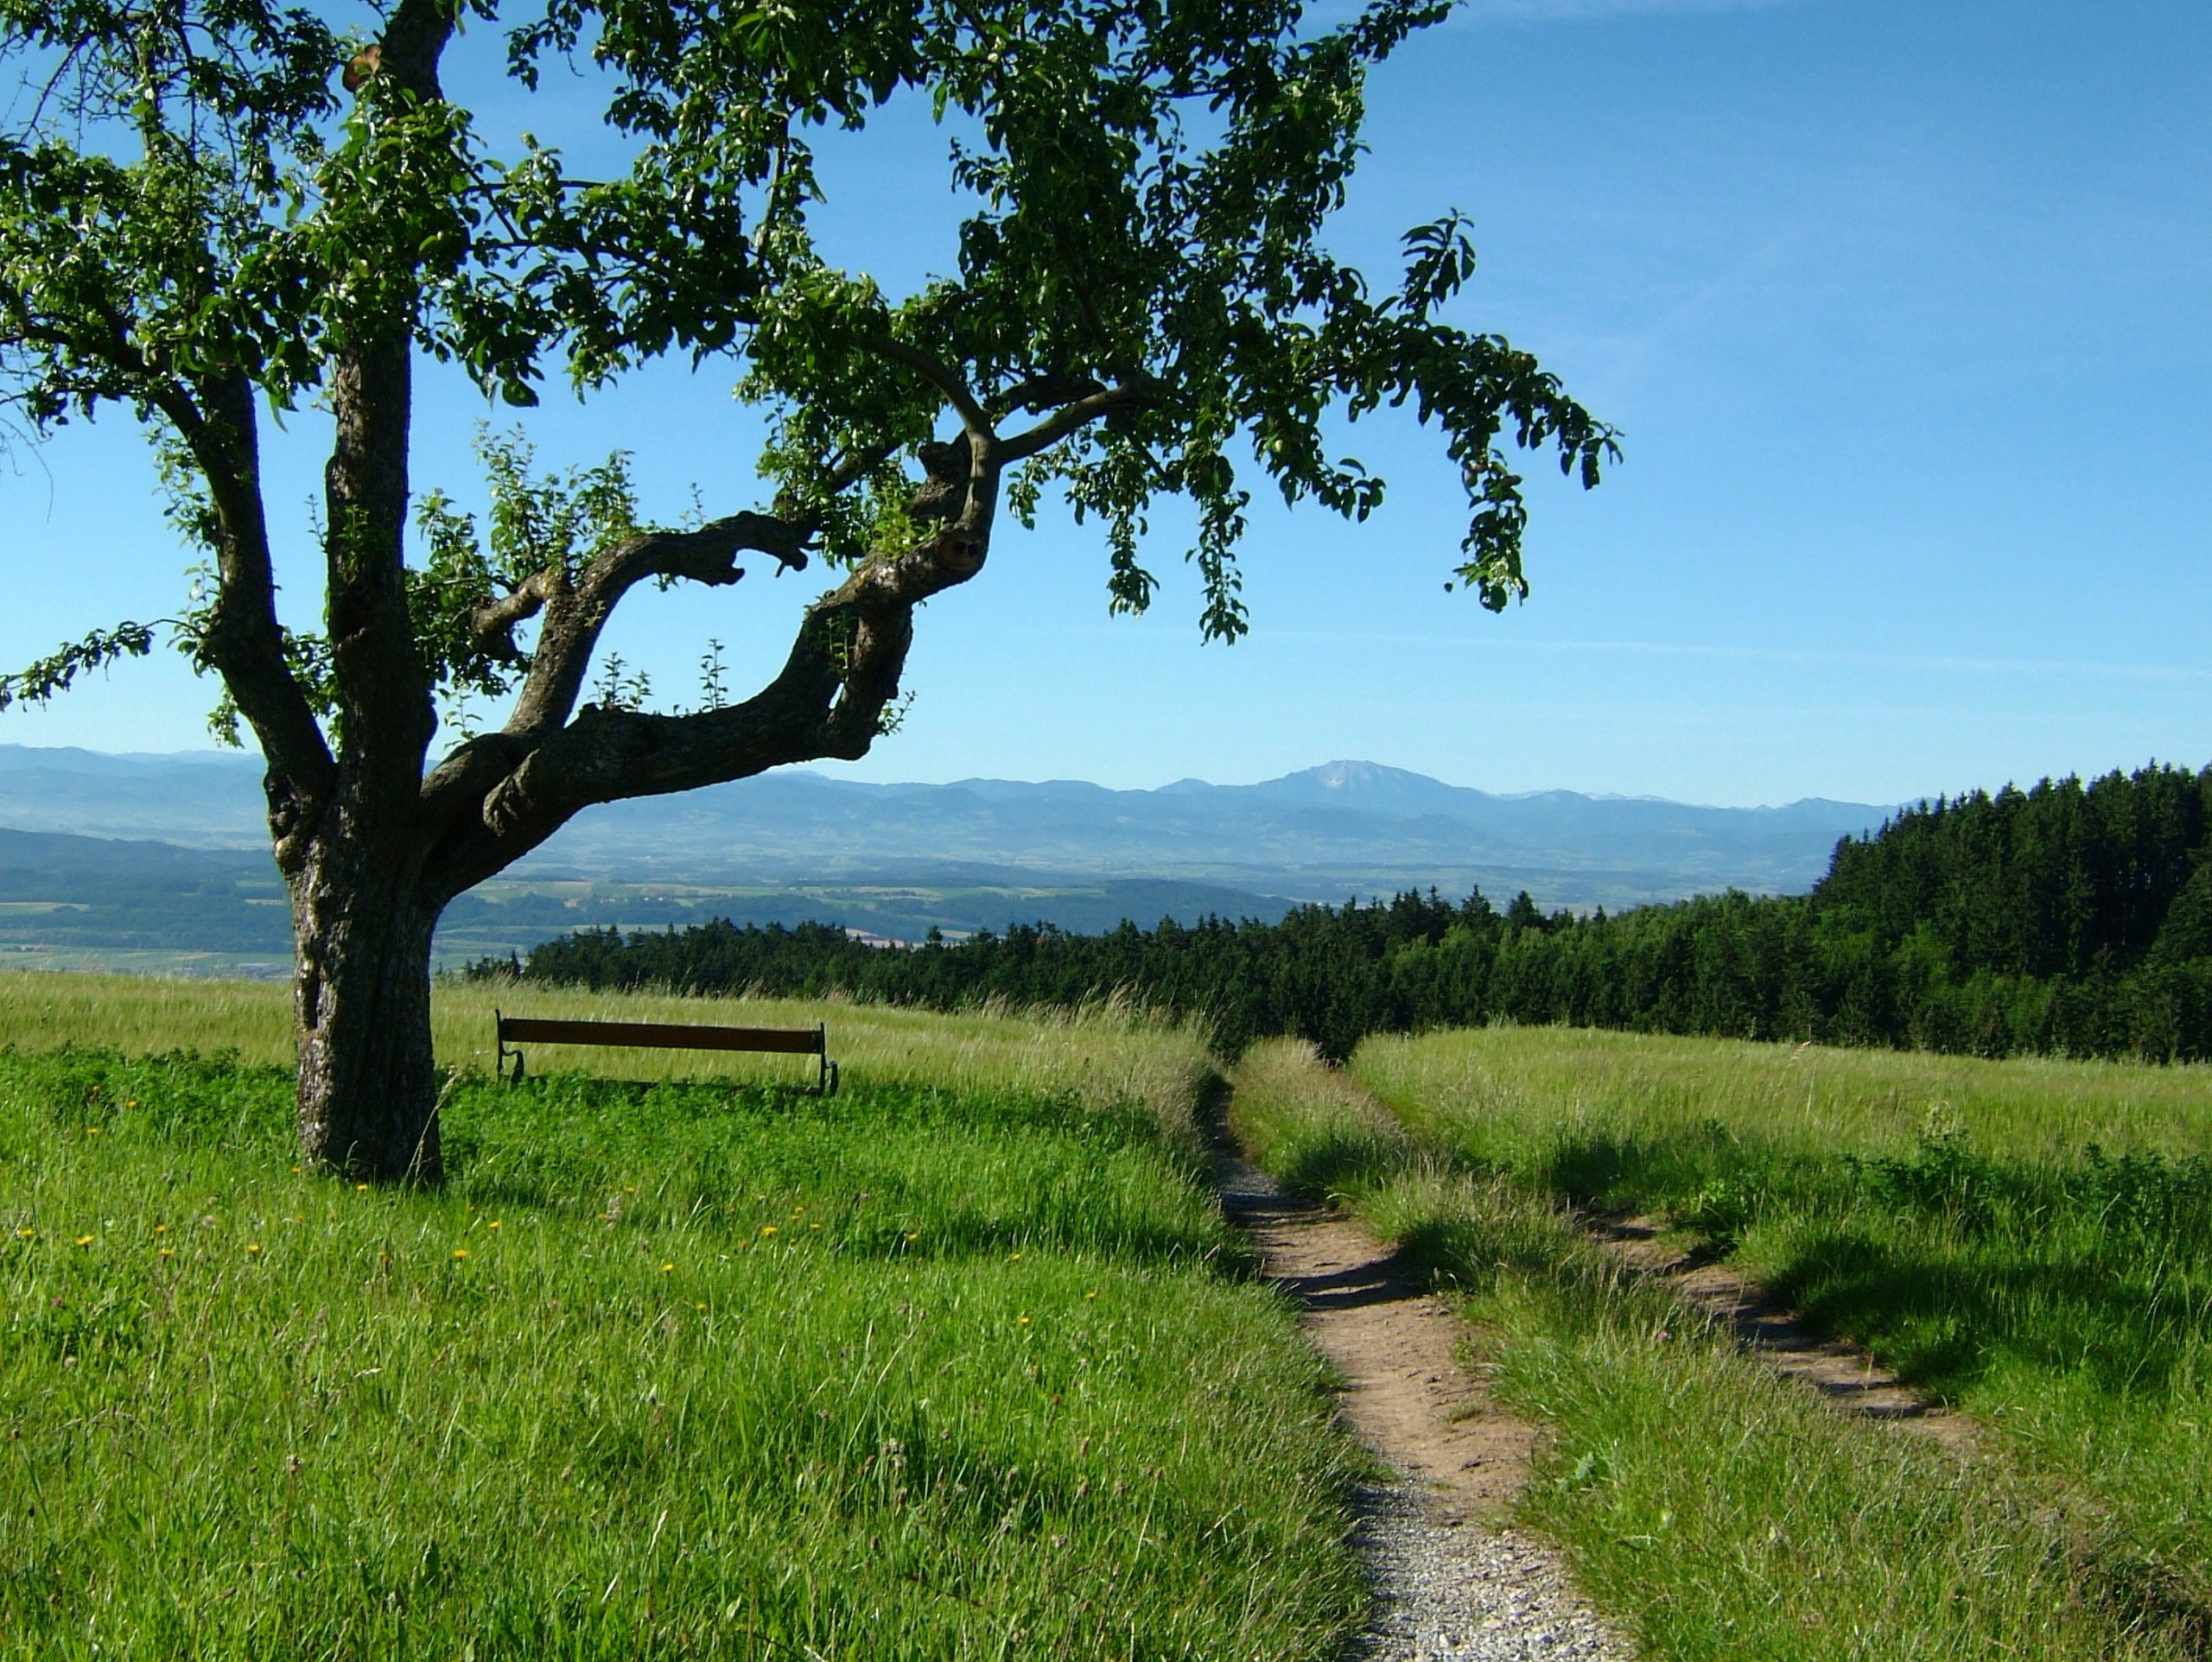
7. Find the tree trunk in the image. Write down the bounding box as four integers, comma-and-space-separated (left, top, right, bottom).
290, 833, 442, 1183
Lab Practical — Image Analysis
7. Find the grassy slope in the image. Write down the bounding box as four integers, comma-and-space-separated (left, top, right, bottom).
0, 981, 1365, 1660
1234, 1036, 2207, 1661
1353, 1026, 2212, 1630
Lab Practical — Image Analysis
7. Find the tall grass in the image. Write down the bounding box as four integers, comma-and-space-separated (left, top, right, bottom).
0, 995, 1367, 1659
1353, 1023, 2212, 1165
1325, 1026, 2212, 1654
0, 972, 1213, 1128
1231, 1037, 2198, 1659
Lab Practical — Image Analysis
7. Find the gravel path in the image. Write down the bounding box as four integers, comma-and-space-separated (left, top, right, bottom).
1352, 1485, 1630, 1661
1210, 1132, 1634, 1661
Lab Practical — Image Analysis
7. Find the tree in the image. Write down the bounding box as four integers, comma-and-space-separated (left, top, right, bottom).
0, 0, 1616, 1180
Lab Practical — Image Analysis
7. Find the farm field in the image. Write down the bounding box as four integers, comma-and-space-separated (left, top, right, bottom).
0, 977, 1366, 1659
1235, 1031, 2212, 1660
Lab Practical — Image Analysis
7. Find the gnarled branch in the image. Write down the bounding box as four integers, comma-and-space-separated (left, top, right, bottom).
501, 509, 818, 739
861, 333, 990, 438
999, 379, 1163, 463
421, 469, 1001, 901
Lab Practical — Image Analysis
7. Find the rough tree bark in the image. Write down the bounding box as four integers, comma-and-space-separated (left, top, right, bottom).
271, 270, 1049, 1178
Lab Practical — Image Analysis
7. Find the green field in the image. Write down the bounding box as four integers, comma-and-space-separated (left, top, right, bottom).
1235, 1031, 2212, 1660
0, 979, 1366, 1659
22, 973, 2212, 1660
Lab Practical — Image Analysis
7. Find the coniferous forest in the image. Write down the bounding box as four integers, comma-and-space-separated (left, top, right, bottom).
473, 762, 2212, 1064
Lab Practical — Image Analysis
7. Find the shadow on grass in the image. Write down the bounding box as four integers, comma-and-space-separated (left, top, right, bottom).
1768, 1229, 2201, 1399
1520, 1126, 2212, 1405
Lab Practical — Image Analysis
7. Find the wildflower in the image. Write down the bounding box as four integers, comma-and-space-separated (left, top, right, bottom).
355, 1183, 370, 1192
1085, 1291, 1098, 1300
246, 1243, 262, 1255
695, 1303, 708, 1312
16, 1228, 31, 1240
810, 1223, 822, 1231
158, 1248, 174, 1259
760, 1225, 777, 1237
1018, 1316, 1031, 1326
290, 1166, 301, 1175
152, 1225, 167, 1235
660, 1262, 674, 1273
1009, 1253, 1021, 1261
905, 1232, 919, 1242
74, 1235, 93, 1247
452, 1248, 469, 1260
486, 1221, 501, 1232
85, 1126, 101, 1135
126, 1100, 137, 1108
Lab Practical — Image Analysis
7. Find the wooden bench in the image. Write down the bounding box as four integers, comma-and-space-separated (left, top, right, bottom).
494, 1011, 839, 1095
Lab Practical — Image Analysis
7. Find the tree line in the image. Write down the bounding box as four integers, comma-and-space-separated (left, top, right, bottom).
471, 763, 2212, 1064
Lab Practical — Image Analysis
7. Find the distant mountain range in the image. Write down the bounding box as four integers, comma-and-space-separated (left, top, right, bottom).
0, 745, 1895, 914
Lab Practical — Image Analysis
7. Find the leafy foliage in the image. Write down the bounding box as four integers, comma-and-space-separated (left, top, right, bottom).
0, 0, 1616, 1169
1, 0, 1611, 734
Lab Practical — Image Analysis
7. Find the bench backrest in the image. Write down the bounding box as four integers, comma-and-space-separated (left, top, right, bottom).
493, 1012, 838, 1094
496, 1016, 823, 1055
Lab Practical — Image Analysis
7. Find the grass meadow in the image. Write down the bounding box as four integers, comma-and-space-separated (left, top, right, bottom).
0, 977, 1368, 1659
1235, 1033, 2212, 1661
0, 972, 1211, 1124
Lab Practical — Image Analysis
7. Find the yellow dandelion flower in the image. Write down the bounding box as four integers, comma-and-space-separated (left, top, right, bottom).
486, 1221, 501, 1231
246, 1243, 262, 1255
660, 1262, 674, 1273
16, 1227, 34, 1239
158, 1248, 174, 1259
125, 1100, 137, 1108
695, 1303, 708, 1312
1018, 1316, 1031, 1326
760, 1225, 777, 1237
152, 1224, 167, 1235
452, 1248, 469, 1260
1085, 1290, 1098, 1300
85, 1126, 101, 1135
905, 1232, 918, 1242
73, 1234, 94, 1246
810, 1223, 822, 1231
355, 1183, 370, 1192
1009, 1252, 1021, 1261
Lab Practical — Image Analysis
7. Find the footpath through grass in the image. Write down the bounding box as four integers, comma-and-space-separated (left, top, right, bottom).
0, 983, 1369, 1659
1235, 1033, 2212, 1661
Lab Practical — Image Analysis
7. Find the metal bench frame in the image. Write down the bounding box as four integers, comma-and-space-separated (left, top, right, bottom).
494, 1011, 839, 1095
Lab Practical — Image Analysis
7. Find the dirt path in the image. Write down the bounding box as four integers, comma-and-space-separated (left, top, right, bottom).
1213, 1146, 1633, 1660
1592, 1217, 1975, 1452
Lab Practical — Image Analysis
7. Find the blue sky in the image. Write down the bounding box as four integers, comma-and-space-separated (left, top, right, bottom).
2, 0, 2206, 807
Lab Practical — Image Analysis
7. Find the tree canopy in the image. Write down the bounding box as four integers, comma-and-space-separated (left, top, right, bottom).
0, 0, 1615, 1176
